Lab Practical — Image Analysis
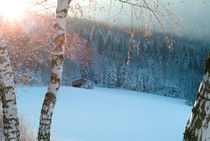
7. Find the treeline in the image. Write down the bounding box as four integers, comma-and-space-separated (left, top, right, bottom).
1, 14, 209, 105
68, 18, 209, 104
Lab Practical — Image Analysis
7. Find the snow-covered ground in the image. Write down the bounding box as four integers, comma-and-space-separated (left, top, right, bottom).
17, 86, 192, 141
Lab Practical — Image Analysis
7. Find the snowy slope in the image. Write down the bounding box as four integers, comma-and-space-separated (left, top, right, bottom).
17, 86, 192, 141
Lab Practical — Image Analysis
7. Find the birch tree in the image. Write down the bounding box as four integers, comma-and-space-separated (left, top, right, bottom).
0, 34, 20, 140
38, 0, 71, 140
183, 52, 210, 141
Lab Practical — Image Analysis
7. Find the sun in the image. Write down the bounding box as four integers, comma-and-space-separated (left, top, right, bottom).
0, 0, 29, 21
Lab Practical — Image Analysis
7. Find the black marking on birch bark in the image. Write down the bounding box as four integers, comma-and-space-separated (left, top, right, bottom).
49, 73, 61, 85
54, 23, 63, 30
54, 34, 65, 45
183, 91, 209, 140
0, 47, 5, 50
183, 96, 202, 140
56, 9, 68, 15
0, 56, 6, 64
55, 43, 64, 52
38, 92, 56, 141
204, 52, 210, 74
183, 52, 210, 141
56, 15, 63, 19
51, 55, 64, 68
0, 86, 20, 141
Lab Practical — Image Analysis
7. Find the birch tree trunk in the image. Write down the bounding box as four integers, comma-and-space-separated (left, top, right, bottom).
0, 34, 20, 141
38, 0, 71, 140
183, 52, 210, 141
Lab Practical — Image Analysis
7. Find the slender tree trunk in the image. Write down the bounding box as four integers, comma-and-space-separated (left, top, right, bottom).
183, 52, 210, 141
0, 34, 20, 141
38, 0, 71, 140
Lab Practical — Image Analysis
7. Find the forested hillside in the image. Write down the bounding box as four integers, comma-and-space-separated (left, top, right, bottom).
2, 14, 209, 105
69, 18, 210, 104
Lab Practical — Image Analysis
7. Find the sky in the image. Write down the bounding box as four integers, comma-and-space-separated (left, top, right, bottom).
165, 0, 210, 40
67, 0, 210, 40
0, 0, 209, 40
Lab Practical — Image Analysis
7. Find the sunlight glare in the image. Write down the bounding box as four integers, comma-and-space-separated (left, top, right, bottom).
0, 0, 28, 21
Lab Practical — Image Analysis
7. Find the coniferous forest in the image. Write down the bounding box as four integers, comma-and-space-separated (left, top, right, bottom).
5, 15, 209, 105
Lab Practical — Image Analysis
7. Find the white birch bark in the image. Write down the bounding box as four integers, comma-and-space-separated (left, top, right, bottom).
38, 0, 71, 140
0, 34, 20, 141
183, 53, 210, 141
